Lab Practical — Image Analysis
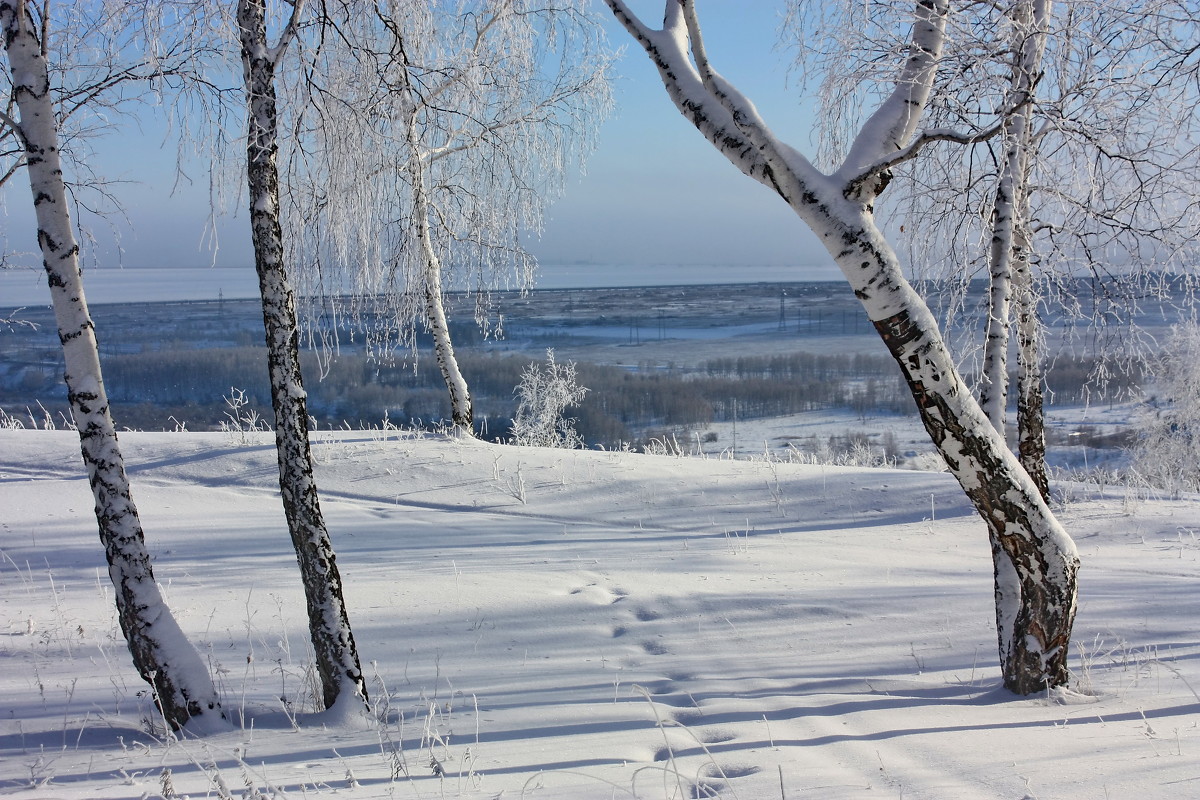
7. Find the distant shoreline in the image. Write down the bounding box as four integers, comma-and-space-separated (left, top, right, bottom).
1, 263, 844, 308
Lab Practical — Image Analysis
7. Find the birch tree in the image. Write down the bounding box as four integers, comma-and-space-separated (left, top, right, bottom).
604, 0, 1079, 694
0, 0, 224, 730
237, 0, 367, 712
797, 0, 1200, 499
283, 0, 613, 431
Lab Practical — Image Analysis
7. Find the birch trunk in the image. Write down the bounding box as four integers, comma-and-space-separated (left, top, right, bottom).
1014, 245, 1050, 501
1, 0, 223, 731
979, 0, 1047, 433
980, 190, 1016, 431
238, 0, 367, 712
606, 0, 1078, 693
398, 47, 473, 431
411, 128, 473, 430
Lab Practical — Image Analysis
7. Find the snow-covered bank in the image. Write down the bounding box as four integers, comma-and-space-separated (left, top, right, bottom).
1, 430, 1197, 798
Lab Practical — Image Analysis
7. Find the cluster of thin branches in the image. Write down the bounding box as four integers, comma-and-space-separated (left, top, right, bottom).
277, 0, 614, 369
787, 0, 1200, 377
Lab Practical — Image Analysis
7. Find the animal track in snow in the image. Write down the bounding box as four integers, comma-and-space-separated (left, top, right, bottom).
568, 582, 627, 606
641, 639, 669, 655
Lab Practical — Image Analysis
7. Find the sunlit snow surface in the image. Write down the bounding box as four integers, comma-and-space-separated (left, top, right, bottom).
1, 430, 1197, 798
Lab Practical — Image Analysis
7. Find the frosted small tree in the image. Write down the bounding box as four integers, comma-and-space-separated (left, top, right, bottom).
511, 349, 588, 449
1131, 322, 1200, 496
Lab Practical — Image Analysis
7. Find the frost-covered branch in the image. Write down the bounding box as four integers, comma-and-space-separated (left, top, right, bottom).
834, 0, 949, 184
843, 84, 1038, 198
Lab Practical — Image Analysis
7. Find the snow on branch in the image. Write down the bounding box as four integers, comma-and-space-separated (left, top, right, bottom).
835, 0, 949, 183
842, 85, 1038, 198
603, 0, 817, 200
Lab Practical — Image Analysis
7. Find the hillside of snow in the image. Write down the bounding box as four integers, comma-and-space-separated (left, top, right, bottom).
1, 429, 1197, 798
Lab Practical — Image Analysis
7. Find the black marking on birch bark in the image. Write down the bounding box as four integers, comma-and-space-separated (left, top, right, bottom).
241, 0, 366, 708
873, 306, 1077, 693
59, 325, 88, 344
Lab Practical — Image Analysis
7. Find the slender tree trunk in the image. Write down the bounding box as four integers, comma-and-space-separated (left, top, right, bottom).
1010, 0, 1052, 502
1014, 247, 1050, 501
398, 48, 473, 431
238, 0, 367, 712
2, 0, 222, 731
980, 197, 1015, 431
423, 264, 474, 431
979, 0, 1046, 433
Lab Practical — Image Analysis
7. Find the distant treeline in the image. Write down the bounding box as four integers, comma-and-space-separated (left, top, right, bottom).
0, 345, 910, 446
3, 338, 1139, 448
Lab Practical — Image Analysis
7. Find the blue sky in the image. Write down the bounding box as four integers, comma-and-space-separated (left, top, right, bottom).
2, 1, 833, 287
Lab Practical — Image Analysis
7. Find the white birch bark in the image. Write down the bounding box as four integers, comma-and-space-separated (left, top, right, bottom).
238, 0, 366, 712
979, 0, 1049, 434
605, 0, 1079, 694
1, 0, 223, 731
396, 47, 473, 430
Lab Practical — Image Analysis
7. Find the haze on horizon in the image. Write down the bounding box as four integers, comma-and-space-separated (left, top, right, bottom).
0, 2, 831, 292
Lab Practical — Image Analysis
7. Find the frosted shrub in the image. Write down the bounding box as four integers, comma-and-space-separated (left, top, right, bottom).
1131, 322, 1200, 496
0, 407, 24, 430
511, 349, 588, 448
219, 387, 268, 445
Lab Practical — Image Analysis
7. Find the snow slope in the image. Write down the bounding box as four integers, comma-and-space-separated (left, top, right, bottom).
1, 430, 1197, 798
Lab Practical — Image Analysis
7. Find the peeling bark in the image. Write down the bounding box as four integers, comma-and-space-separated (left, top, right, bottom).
238, 0, 366, 711
2, 0, 222, 730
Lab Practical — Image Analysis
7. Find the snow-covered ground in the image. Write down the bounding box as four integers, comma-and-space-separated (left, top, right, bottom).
1, 429, 1197, 798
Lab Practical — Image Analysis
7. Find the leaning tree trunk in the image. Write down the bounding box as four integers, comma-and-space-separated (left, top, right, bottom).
605, 0, 1078, 694
239, 0, 366, 712
832, 212, 1077, 693
399, 57, 473, 431
2, 0, 222, 731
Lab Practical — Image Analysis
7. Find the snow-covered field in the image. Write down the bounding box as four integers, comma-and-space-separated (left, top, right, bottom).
1, 429, 1198, 799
